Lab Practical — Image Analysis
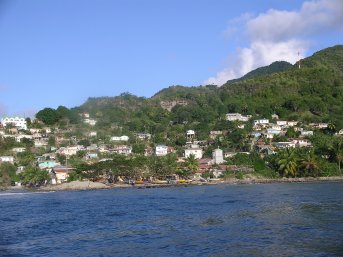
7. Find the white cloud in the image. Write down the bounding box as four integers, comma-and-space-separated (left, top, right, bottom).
204, 0, 343, 86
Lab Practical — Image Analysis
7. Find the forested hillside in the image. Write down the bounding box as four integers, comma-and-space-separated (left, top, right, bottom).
36, 45, 343, 138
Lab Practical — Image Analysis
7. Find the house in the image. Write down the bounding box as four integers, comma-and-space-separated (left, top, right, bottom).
186, 130, 195, 142
290, 138, 311, 147
56, 145, 84, 156
250, 132, 261, 138
111, 145, 132, 155
111, 135, 129, 142
34, 139, 48, 148
1, 117, 27, 130
84, 119, 97, 126
185, 144, 203, 159
226, 113, 251, 122
0, 156, 14, 164
212, 148, 224, 164
155, 145, 168, 156
89, 131, 97, 137
12, 147, 26, 153
29, 128, 41, 134
136, 133, 151, 141
287, 121, 298, 127
276, 120, 288, 127
266, 129, 282, 135
51, 166, 73, 184
337, 129, 343, 136
309, 123, 328, 129
275, 142, 296, 149
253, 119, 269, 127
301, 130, 314, 137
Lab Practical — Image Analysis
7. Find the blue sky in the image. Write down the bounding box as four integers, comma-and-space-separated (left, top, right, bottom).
0, 0, 342, 117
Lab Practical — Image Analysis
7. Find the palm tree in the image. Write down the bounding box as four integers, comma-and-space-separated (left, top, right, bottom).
298, 151, 320, 177
336, 151, 343, 175
277, 148, 299, 178
185, 154, 199, 173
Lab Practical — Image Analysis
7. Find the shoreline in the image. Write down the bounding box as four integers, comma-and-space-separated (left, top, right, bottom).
1, 176, 341, 192
2, 176, 343, 192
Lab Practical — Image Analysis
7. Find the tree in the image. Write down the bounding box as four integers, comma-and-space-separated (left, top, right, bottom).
277, 149, 299, 177
36, 108, 61, 125
298, 151, 320, 177
19, 167, 49, 187
184, 154, 199, 173
0, 163, 16, 187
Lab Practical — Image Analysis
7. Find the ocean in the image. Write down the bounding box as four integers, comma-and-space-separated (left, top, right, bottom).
1, 182, 343, 256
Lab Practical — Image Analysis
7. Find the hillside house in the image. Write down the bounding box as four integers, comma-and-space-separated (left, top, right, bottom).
51, 166, 73, 184
111, 135, 129, 142
0, 156, 14, 164
155, 145, 168, 156
253, 119, 269, 127
1, 117, 27, 130
111, 145, 132, 155
185, 144, 203, 159
12, 147, 26, 153
136, 133, 151, 141
226, 113, 251, 122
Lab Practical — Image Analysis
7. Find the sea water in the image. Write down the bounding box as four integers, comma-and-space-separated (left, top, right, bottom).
1, 182, 343, 257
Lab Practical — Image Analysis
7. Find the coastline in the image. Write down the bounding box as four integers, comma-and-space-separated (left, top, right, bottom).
2, 176, 343, 192
35, 176, 343, 191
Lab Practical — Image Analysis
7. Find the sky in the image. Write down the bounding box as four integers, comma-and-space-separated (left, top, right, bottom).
0, 0, 342, 117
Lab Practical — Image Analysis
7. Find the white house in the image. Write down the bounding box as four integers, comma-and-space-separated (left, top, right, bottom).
136, 133, 151, 140
291, 138, 311, 147
212, 148, 224, 164
287, 121, 298, 127
185, 144, 203, 159
57, 145, 84, 156
34, 140, 48, 148
89, 131, 97, 137
1, 117, 27, 130
12, 147, 26, 153
253, 119, 269, 127
186, 130, 195, 142
111, 135, 129, 142
0, 156, 15, 163
226, 113, 251, 122
111, 145, 132, 155
301, 130, 314, 137
275, 142, 296, 149
155, 145, 168, 156
84, 119, 97, 126
276, 120, 288, 127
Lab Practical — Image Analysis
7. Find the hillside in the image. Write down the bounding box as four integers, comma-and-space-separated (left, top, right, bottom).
36, 45, 343, 136
226, 61, 293, 84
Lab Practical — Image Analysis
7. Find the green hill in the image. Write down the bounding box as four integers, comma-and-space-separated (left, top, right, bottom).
37, 45, 343, 135
226, 61, 293, 84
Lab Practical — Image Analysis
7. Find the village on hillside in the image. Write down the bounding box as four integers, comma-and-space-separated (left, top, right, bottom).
0, 112, 343, 188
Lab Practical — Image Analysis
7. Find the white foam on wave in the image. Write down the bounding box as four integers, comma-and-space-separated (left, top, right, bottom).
0, 191, 55, 196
